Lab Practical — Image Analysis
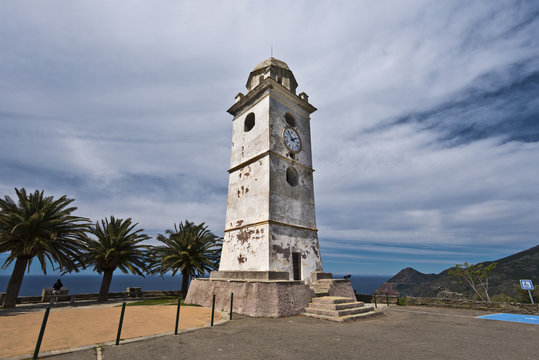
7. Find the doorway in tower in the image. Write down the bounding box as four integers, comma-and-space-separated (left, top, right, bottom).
292, 252, 301, 280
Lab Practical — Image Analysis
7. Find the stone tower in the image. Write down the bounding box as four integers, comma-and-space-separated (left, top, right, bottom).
215, 57, 323, 283
186, 58, 355, 317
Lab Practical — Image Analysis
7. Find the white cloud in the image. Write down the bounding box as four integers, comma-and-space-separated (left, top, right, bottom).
1, 0, 538, 275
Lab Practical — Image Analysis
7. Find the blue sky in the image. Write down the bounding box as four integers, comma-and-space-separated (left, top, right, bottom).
1, 0, 538, 277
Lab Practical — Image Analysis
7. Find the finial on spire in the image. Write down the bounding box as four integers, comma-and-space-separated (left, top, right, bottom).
271, 44, 273, 58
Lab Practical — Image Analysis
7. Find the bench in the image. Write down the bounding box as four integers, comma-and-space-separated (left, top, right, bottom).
41, 287, 69, 303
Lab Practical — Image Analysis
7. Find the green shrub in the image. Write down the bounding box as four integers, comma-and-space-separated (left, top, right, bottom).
514, 287, 538, 304
490, 294, 514, 303
397, 295, 407, 306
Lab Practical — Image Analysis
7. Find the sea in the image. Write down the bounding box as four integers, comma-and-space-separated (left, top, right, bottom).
0, 274, 389, 296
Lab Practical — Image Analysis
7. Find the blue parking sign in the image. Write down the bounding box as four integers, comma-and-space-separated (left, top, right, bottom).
520, 280, 534, 290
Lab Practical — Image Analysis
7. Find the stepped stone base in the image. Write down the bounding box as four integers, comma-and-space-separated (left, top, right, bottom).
302, 296, 383, 322
310, 279, 356, 298
185, 278, 315, 317
186, 272, 359, 318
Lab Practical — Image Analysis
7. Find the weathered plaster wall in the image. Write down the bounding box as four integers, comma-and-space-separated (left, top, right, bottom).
220, 223, 270, 271
225, 156, 270, 227
268, 93, 313, 167
269, 223, 322, 283
229, 95, 270, 169
269, 155, 316, 228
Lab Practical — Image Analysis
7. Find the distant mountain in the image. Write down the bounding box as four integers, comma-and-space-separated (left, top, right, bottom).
377, 244, 539, 298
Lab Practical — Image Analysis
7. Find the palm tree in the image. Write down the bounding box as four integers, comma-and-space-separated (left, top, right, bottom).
84, 216, 150, 301
0, 188, 89, 308
151, 220, 222, 296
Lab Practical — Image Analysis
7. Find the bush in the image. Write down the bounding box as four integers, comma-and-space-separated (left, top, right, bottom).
397, 295, 407, 306
514, 287, 538, 304
490, 294, 514, 303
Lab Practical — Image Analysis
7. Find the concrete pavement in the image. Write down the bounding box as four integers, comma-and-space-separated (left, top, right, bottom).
40, 306, 538, 360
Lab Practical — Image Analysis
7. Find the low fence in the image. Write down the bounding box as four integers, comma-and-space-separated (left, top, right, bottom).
355, 293, 399, 305
406, 296, 539, 315
0, 290, 184, 305
355, 293, 538, 314
3, 292, 233, 359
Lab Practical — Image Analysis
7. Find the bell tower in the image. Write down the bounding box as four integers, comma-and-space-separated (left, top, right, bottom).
215, 57, 322, 283
186, 58, 355, 317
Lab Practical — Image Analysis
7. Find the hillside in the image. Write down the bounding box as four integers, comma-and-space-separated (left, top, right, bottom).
377, 244, 539, 299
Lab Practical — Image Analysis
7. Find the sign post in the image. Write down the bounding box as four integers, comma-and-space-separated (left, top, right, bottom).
519, 280, 535, 304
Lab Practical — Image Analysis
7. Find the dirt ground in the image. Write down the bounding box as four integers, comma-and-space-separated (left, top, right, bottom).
0, 304, 220, 358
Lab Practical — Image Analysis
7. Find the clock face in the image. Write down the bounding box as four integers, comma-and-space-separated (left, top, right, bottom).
282, 127, 302, 152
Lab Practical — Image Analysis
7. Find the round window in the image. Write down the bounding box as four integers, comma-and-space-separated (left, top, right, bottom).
244, 113, 255, 132
285, 113, 296, 127
286, 167, 299, 187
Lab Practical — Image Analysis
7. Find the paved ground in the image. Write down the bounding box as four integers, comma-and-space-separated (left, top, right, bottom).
41, 306, 538, 360
0, 300, 220, 359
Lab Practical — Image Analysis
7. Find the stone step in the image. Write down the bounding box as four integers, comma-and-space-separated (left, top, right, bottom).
315, 292, 329, 297
302, 310, 383, 323
305, 305, 374, 317
313, 301, 365, 311
312, 286, 331, 292
311, 296, 355, 304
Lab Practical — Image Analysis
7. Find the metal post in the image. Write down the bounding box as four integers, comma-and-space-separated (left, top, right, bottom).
174, 297, 181, 335
373, 293, 377, 308
229, 293, 234, 320
33, 306, 51, 359
528, 290, 535, 304
386, 292, 389, 306
115, 301, 126, 345
211, 294, 216, 326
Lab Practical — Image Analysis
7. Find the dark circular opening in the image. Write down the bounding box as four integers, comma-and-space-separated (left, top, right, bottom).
244, 113, 255, 132
285, 113, 296, 127
286, 167, 299, 187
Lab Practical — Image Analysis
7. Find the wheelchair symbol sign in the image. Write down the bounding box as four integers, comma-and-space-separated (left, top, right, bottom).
520, 280, 534, 290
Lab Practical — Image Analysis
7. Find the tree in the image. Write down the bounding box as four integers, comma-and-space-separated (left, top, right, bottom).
151, 220, 222, 296
0, 188, 89, 308
448, 262, 497, 302
84, 216, 150, 301
513, 284, 538, 304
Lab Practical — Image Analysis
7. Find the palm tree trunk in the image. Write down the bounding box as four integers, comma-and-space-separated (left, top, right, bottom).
2, 257, 29, 308
98, 269, 114, 301
181, 270, 190, 297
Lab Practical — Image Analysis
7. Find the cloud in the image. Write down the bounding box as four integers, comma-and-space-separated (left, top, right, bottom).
1, 0, 538, 275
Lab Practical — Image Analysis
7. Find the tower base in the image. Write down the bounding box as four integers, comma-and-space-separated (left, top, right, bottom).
185, 273, 356, 317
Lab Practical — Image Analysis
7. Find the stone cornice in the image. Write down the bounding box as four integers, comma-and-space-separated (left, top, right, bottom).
228, 150, 314, 174
224, 219, 318, 233
227, 78, 316, 116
